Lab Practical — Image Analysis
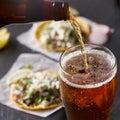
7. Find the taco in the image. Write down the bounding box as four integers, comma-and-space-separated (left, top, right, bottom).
10, 70, 62, 110
34, 17, 90, 52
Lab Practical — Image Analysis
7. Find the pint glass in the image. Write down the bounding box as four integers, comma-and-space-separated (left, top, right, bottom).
59, 44, 117, 120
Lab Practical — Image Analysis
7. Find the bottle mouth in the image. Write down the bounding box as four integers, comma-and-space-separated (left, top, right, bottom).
51, 1, 69, 20
59, 44, 117, 89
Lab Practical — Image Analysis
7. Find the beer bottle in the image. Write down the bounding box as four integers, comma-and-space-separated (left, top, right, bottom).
0, 0, 69, 27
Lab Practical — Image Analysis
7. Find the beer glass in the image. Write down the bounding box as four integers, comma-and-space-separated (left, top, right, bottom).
59, 44, 117, 120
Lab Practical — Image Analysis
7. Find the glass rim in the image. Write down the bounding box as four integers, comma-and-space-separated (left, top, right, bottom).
59, 44, 117, 81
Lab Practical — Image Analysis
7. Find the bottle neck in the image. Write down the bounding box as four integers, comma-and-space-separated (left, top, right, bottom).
26, 0, 70, 22
0, 0, 70, 27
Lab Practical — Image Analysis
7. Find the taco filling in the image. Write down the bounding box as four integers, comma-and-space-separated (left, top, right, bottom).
11, 71, 62, 109
37, 21, 79, 51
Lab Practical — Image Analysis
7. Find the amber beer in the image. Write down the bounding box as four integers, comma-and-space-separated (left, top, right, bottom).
59, 44, 117, 120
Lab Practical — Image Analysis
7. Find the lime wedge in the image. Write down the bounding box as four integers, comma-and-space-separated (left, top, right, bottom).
6, 69, 32, 85
0, 28, 10, 49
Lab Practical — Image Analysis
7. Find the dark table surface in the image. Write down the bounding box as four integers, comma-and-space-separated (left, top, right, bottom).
0, 0, 120, 120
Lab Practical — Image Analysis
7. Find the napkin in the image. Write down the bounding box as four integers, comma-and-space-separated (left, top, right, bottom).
0, 53, 62, 117
17, 17, 113, 61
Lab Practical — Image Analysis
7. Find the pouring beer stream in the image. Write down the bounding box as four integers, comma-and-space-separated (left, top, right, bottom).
68, 13, 89, 73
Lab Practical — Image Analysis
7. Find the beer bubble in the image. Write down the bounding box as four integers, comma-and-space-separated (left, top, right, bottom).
88, 56, 94, 62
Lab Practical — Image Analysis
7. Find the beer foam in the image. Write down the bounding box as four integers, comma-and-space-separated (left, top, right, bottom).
62, 50, 112, 67
60, 50, 117, 89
